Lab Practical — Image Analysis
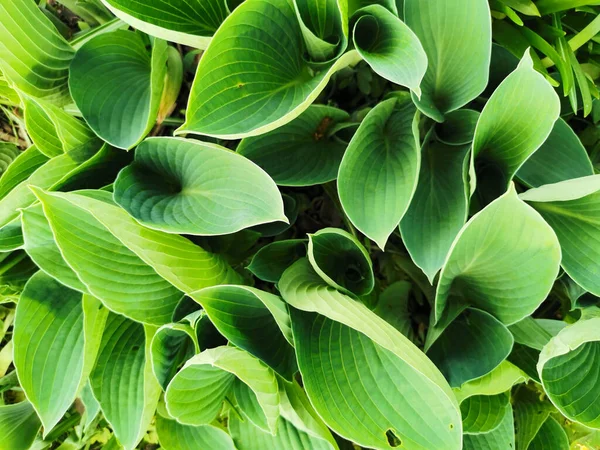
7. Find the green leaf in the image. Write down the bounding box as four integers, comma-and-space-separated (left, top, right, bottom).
454, 361, 529, 403
529, 416, 569, 450
517, 118, 594, 188
90, 313, 161, 450
14, 272, 107, 432
0, 401, 41, 450
100, 0, 229, 48
400, 139, 469, 282
307, 228, 374, 296
338, 97, 420, 249
372, 281, 417, 342
237, 106, 350, 187
31, 188, 240, 324
177, 0, 361, 139
427, 308, 514, 387
0, 251, 37, 294
247, 239, 307, 283
156, 414, 236, 450
463, 401, 515, 450
0, 146, 48, 200
190, 285, 296, 378
165, 346, 280, 432
435, 184, 561, 325
403, 0, 491, 121
520, 175, 600, 296
229, 412, 334, 450
21, 94, 101, 159
0, 0, 74, 105
351, 5, 426, 94
461, 393, 510, 434
536, 0, 600, 14
434, 110, 480, 146
290, 309, 461, 449
470, 50, 560, 203
0, 144, 20, 177
498, 0, 540, 15
513, 388, 555, 450
113, 137, 287, 235
279, 258, 462, 448
69, 30, 168, 149
538, 317, 600, 428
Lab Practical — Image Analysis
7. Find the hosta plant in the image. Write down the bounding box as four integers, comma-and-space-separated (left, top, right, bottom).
1, 0, 600, 449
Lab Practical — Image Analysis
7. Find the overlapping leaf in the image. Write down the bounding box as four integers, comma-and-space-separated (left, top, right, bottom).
0, 401, 41, 450
156, 414, 236, 450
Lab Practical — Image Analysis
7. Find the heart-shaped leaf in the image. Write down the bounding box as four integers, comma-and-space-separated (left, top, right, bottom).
403, 0, 492, 121
100, 0, 230, 48
338, 96, 420, 249
435, 184, 561, 325
177, 0, 361, 139
69, 30, 168, 149
237, 106, 350, 186
114, 137, 286, 235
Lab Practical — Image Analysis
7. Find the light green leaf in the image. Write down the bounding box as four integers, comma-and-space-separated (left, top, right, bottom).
31, 188, 240, 324
177, 0, 361, 139
517, 119, 594, 188
351, 5, 426, 94
291, 309, 461, 449
513, 388, 555, 450
463, 401, 515, 450
80, 382, 101, 430
454, 361, 529, 403
69, 31, 168, 149
190, 285, 296, 379
520, 175, 600, 296
0, 401, 41, 450
470, 49, 560, 203
0, 146, 48, 200
529, 416, 569, 450
435, 184, 561, 325
156, 414, 236, 450
499, 0, 540, 15
338, 97, 420, 249
307, 228, 374, 296
237, 106, 349, 187
0, 0, 74, 105
400, 139, 469, 282
14, 272, 107, 433
279, 258, 462, 449
90, 313, 161, 450
427, 309, 514, 387
113, 137, 286, 235
536, 0, 600, 14
165, 346, 280, 432
403, 0, 491, 121
538, 317, 600, 428
247, 239, 307, 283
100, 0, 229, 48
0, 144, 20, 177
461, 393, 510, 434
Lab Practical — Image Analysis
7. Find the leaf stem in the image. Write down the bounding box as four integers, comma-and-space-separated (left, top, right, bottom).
542, 14, 600, 68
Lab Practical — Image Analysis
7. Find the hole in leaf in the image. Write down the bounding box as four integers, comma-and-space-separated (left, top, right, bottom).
386, 429, 402, 447
449, 423, 454, 430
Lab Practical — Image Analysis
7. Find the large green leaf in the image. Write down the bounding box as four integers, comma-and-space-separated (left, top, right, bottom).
190, 285, 295, 378
279, 258, 462, 449
14, 272, 107, 432
517, 119, 594, 188
90, 313, 161, 450
100, 0, 229, 48
338, 97, 420, 249
435, 184, 561, 325
31, 188, 240, 323
177, 0, 361, 139
470, 50, 560, 204
463, 401, 515, 450
460, 393, 510, 434
165, 346, 280, 432
520, 175, 600, 296
427, 308, 514, 387
0, 146, 48, 200
307, 228, 374, 296
538, 317, 600, 428
291, 309, 461, 449
69, 30, 168, 149
113, 137, 286, 235
512, 387, 555, 450
247, 239, 307, 283
403, 0, 491, 121
156, 414, 236, 450
528, 416, 569, 450
0, 0, 74, 105
372, 281, 417, 343
434, 109, 480, 146
237, 106, 349, 186
0, 401, 41, 450
0, 144, 20, 177
400, 138, 469, 283
351, 5, 426, 94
